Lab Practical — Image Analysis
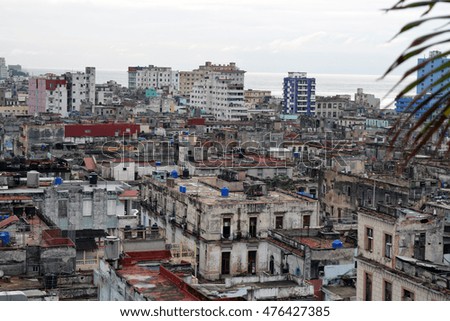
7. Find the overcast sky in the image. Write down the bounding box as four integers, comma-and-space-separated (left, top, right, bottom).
0, 0, 437, 74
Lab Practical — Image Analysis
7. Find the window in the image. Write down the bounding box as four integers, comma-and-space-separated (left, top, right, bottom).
384, 234, 392, 259
385, 193, 391, 205
222, 218, 231, 239
364, 272, 372, 301
249, 217, 257, 238
275, 216, 284, 229
303, 215, 311, 227
221, 252, 231, 275
248, 251, 257, 274
402, 288, 415, 301
366, 227, 373, 252
384, 280, 392, 301
58, 200, 68, 218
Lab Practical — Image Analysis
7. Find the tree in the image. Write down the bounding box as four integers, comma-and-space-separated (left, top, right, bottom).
383, 0, 450, 164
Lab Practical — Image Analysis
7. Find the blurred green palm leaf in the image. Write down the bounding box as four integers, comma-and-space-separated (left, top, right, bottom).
384, 0, 450, 163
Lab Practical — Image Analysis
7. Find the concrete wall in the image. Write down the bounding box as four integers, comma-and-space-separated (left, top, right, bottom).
40, 246, 76, 275
42, 185, 125, 232
0, 249, 26, 275
357, 259, 448, 301
95, 260, 145, 301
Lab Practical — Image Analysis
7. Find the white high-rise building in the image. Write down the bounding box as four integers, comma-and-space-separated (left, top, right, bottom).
0, 57, 8, 79
65, 67, 96, 113
190, 63, 247, 121
128, 65, 179, 92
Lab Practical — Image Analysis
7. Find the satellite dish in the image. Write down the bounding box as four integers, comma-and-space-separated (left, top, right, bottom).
0, 270, 4, 278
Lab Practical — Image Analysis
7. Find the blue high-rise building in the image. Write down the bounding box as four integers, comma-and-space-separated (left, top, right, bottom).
396, 50, 449, 118
282, 72, 316, 115
417, 50, 450, 95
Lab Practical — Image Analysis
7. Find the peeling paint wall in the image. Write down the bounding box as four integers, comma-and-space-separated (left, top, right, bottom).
0, 249, 26, 275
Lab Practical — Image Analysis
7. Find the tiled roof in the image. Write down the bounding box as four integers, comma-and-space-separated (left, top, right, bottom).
83, 157, 96, 171
118, 190, 139, 199
0, 215, 19, 229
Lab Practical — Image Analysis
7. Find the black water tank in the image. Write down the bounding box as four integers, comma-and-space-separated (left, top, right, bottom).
44, 274, 58, 289
88, 172, 98, 185
182, 168, 189, 179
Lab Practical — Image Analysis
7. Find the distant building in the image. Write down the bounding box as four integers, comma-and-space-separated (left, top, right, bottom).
417, 50, 450, 95
181, 62, 246, 98
0, 57, 8, 79
65, 67, 96, 113
396, 51, 449, 118
244, 89, 271, 108
354, 88, 380, 109
190, 62, 247, 121
282, 72, 316, 115
316, 95, 351, 118
128, 65, 179, 92
28, 74, 68, 116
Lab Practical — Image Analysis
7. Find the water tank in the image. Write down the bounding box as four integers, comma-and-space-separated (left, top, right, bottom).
221, 187, 229, 198
88, 172, 98, 185
104, 236, 120, 260
44, 274, 58, 289
171, 170, 178, 179
155, 161, 161, 166
294, 152, 300, 158
179, 185, 186, 193
182, 168, 189, 179
26, 171, 40, 188
150, 223, 159, 234
0, 232, 11, 246
2, 215, 9, 220
332, 239, 343, 249
54, 177, 63, 186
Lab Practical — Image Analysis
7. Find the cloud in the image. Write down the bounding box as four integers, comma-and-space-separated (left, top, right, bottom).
268, 32, 328, 52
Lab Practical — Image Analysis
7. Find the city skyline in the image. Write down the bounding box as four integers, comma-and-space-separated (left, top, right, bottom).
1, 0, 435, 75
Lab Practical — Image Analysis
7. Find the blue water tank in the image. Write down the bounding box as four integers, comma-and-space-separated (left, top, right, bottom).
0, 232, 10, 246
54, 177, 63, 185
294, 152, 300, 158
221, 187, 229, 197
332, 239, 343, 249
155, 161, 161, 166
179, 185, 186, 193
3, 215, 9, 220
171, 170, 178, 179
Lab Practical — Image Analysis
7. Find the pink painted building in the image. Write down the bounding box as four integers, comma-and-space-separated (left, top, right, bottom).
28, 74, 68, 116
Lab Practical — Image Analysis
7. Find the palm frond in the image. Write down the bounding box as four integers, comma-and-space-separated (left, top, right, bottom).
384, 0, 450, 164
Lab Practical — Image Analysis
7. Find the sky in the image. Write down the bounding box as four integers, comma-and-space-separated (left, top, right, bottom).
0, 0, 440, 75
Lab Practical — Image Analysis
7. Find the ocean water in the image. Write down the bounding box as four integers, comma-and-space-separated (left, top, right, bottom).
25, 68, 402, 108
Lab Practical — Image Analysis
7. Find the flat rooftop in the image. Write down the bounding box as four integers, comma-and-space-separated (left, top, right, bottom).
161, 176, 315, 205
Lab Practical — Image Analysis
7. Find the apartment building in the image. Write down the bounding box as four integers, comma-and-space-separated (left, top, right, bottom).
140, 175, 319, 281
316, 95, 350, 118
128, 65, 179, 92
356, 205, 450, 301
28, 74, 68, 116
179, 61, 242, 97
0, 57, 8, 79
282, 72, 316, 115
190, 65, 247, 121
65, 67, 96, 113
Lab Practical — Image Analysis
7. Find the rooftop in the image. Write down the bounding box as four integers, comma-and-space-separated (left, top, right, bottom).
151, 176, 315, 206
